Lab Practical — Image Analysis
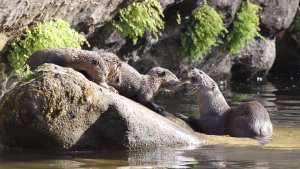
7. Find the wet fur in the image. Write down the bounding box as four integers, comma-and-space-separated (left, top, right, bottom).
181, 68, 273, 141
27, 48, 180, 113
27, 48, 122, 87
112, 65, 181, 113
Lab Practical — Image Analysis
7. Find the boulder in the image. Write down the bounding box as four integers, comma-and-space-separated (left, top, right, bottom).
88, 0, 295, 82
0, 0, 125, 35
0, 0, 182, 40
253, 0, 300, 37
1, 0, 298, 82
177, 38, 275, 82
0, 64, 202, 150
230, 38, 276, 81
271, 30, 300, 75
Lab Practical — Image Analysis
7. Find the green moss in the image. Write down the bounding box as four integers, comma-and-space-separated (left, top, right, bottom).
181, 1, 227, 60
289, 10, 300, 32
7, 19, 89, 78
34, 72, 96, 122
112, 0, 164, 45
0, 84, 27, 125
227, 0, 263, 55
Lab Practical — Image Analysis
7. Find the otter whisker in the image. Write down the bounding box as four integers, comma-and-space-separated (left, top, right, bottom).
181, 68, 273, 141
185, 86, 200, 96
160, 89, 174, 97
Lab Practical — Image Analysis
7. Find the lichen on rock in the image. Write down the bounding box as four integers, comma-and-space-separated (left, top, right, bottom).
0, 63, 202, 150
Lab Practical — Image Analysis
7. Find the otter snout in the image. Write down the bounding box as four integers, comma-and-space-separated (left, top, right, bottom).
187, 68, 202, 84
163, 78, 181, 90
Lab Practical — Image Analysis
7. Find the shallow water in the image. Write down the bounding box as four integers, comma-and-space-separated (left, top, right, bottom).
1, 78, 300, 168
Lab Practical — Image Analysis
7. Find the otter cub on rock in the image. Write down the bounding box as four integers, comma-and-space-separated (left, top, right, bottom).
27, 48, 180, 114
111, 64, 181, 113
177, 68, 273, 141
27, 48, 122, 91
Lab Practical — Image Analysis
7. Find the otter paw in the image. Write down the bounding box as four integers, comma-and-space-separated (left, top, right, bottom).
154, 106, 165, 113
108, 86, 119, 93
174, 113, 189, 121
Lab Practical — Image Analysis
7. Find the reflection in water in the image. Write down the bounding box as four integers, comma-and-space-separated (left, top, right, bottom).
1, 76, 300, 168
183, 144, 300, 169
126, 146, 198, 168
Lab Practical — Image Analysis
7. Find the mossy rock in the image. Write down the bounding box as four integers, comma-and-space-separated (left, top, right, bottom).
0, 63, 201, 150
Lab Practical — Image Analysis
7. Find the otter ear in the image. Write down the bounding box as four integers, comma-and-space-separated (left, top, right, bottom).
211, 83, 216, 90
117, 62, 122, 68
158, 70, 166, 77
91, 59, 98, 65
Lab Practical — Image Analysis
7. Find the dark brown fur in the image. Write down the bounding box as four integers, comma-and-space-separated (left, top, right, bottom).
27, 48, 181, 113
177, 68, 273, 141
27, 48, 122, 89
111, 64, 181, 113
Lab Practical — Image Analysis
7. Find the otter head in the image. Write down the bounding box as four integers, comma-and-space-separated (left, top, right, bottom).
107, 62, 122, 86
147, 67, 181, 90
187, 68, 218, 92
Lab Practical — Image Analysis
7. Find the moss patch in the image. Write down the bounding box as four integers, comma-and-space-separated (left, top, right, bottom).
7, 20, 89, 78
112, 0, 164, 45
34, 72, 96, 122
181, 1, 227, 60
227, 0, 263, 55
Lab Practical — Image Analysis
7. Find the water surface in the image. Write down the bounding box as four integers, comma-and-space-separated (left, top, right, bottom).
1, 78, 300, 168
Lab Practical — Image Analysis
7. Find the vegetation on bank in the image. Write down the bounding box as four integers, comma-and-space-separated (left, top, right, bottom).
181, 1, 227, 60
289, 10, 300, 32
227, 0, 263, 55
111, 0, 263, 60
112, 0, 164, 45
181, 0, 263, 59
5, 0, 265, 75
7, 20, 88, 78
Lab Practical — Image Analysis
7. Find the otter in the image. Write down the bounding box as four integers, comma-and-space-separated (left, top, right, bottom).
111, 64, 181, 113
26, 48, 122, 91
27, 48, 181, 113
176, 68, 273, 141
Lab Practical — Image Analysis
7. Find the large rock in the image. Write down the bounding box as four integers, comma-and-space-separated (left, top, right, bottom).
88, 0, 295, 81
0, 0, 125, 36
271, 30, 300, 74
0, 64, 201, 150
253, 0, 300, 37
0, 0, 182, 38
230, 38, 276, 81
202, 38, 276, 82
1, 0, 298, 81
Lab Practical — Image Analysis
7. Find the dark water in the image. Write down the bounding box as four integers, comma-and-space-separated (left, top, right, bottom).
1, 78, 300, 168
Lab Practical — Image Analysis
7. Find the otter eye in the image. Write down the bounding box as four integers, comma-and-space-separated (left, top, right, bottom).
91, 59, 98, 65
191, 76, 197, 82
212, 84, 216, 89
199, 71, 203, 74
158, 71, 166, 77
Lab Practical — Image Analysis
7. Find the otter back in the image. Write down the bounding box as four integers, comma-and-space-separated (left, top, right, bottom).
27, 48, 122, 86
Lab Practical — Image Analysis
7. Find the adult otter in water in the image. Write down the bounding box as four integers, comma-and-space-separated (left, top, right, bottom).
177, 68, 273, 141
27, 48, 122, 91
112, 64, 181, 113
